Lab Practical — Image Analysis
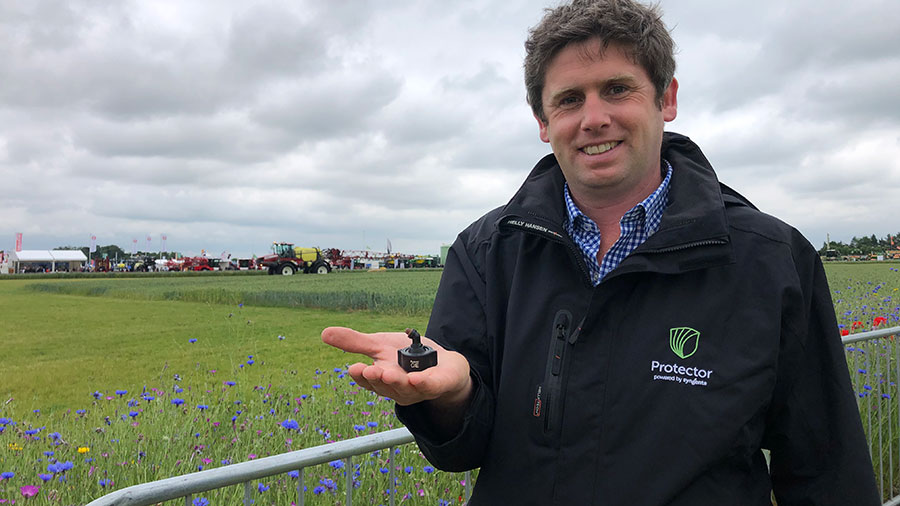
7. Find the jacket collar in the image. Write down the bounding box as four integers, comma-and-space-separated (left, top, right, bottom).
498, 132, 737, 272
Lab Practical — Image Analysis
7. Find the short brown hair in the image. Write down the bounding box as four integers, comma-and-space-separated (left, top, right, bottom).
525, 0, 675, 121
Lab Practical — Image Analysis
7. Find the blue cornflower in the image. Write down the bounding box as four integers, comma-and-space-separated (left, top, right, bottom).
44, 451, 55, 457
25, 429, 40, 435
189, 338, 197, 343
39, 473, 52, 482
380, 467, 389, 474
76, 409, 86, 415
281, 419, 300, 431
424, 465, 435, 474
129, 411, 140, 418
0, 417, 11, 425
247, 359, 255, 365
192, 498, 209, 506
47, 463, 60, 474
313, 486, 325, 495
288, 470, 300, 478
1, 471, 14, 479
333, 367, 342, 373
329, 460, 344, 469
367, 421, 378, 428
345, 400, 354, 406
197, 404, 209, 411
59, 461, 74, 471
99, 479, 112, 487
404, 466, 413, 474
127, 400, 138, 407
174, 386, 184, 393
354, 424, 365, 431
312, 384, 321, 390
257, 482, 269, 493
49, 432, 61, 441
115, 390, 127, 397
225, 381, 236, 386
171, 398, 185, 406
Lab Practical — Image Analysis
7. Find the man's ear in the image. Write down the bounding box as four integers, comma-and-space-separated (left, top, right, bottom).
535, 113, 550, 143
662, 77, 678, 122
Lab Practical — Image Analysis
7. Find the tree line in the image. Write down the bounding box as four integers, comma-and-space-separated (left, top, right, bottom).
818, 233, 900, 257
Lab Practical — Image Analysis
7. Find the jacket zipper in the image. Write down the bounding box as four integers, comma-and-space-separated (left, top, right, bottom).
537, 310, 572, 434
641, 238, 728, 254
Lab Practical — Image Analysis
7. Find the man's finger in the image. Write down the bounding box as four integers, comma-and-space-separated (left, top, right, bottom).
321, 327, 384, 356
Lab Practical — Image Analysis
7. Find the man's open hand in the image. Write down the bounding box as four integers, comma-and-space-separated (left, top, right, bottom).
321, 327, 472, 407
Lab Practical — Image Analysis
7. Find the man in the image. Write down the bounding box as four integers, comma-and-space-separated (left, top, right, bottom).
323, 0, 879, 504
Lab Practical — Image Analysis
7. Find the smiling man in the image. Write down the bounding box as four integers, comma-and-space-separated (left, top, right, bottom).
323, 0, 879, 504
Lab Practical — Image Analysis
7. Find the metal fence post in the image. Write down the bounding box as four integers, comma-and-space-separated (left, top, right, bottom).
345, 456, 353, 506
243, 480, 252, 505
389, 446, 397, 506
298, 468, 305, 506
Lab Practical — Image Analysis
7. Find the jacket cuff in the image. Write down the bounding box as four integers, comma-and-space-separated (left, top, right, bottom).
395, 371, 492, 471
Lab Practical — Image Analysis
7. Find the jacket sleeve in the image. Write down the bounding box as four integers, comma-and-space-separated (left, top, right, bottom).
395, 233, 495, 472
763, 236, 880, 505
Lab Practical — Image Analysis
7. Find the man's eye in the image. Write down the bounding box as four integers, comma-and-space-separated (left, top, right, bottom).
559, 96, 581, 106
609, 85, 629, 96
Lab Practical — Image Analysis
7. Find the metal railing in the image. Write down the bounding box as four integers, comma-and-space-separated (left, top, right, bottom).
86, 427, 474, 506
844, 325, 900, 505
88, 326, 900, 506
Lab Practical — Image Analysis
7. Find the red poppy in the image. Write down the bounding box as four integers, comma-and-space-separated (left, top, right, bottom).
852, 321, 864, 330
874, 317, 888, 327
841, 329, 850, 336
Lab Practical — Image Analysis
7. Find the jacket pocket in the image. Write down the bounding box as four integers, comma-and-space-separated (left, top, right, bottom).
535, 309, 573, 436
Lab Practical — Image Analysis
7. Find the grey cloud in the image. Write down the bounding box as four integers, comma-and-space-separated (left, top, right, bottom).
251, 72, 402, 140
223, 3, 329, 81
71, 115, 297, 163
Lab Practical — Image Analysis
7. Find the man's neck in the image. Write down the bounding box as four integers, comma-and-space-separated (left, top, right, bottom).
568, 174, 663, 229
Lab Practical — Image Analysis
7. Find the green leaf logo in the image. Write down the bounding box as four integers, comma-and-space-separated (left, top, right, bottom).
669, 327, 700, 359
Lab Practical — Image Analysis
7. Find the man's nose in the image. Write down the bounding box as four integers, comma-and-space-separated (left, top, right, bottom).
581, 94, 611, 131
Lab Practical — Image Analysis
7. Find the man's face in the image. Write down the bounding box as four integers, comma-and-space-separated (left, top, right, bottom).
536, 38, 677, 205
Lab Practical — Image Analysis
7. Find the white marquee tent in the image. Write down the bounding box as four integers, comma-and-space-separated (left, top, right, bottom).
10, 250, 87, 273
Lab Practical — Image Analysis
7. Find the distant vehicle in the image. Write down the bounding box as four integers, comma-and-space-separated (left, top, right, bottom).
257, 242, 331, 275
182, 256, 214, 271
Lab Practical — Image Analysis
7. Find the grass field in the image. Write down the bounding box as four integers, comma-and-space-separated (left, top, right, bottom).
0, 263, 898, 504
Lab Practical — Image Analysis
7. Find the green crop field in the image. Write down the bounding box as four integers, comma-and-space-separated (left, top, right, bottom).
0, 263, 898, 504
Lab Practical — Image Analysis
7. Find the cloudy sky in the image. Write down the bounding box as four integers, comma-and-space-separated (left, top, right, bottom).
2, 0, 898, 258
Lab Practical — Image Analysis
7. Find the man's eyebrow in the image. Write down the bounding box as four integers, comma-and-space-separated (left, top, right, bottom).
547, 73, 643, 102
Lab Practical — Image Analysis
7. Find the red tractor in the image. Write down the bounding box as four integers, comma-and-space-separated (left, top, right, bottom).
257, 243, 332, 275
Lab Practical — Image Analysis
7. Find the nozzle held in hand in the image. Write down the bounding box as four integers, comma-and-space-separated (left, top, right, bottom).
398, 328, 437, 372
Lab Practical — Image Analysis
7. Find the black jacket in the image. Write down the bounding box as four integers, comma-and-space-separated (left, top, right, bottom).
398, 133, 879, 505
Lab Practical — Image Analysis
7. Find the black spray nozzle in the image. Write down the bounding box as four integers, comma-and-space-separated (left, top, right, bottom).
398, 328, 437, 372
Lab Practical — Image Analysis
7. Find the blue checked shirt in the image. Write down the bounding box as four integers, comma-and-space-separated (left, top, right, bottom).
564, 161, 672, 285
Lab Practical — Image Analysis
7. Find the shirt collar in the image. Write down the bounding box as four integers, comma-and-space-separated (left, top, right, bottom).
564, 160, 673, 232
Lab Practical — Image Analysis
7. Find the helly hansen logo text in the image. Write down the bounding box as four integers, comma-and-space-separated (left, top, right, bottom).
502, 219, 564, 239
651, 360, 714, 387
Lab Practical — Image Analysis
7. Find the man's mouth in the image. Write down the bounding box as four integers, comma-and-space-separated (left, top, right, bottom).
582, 141, 620, 155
